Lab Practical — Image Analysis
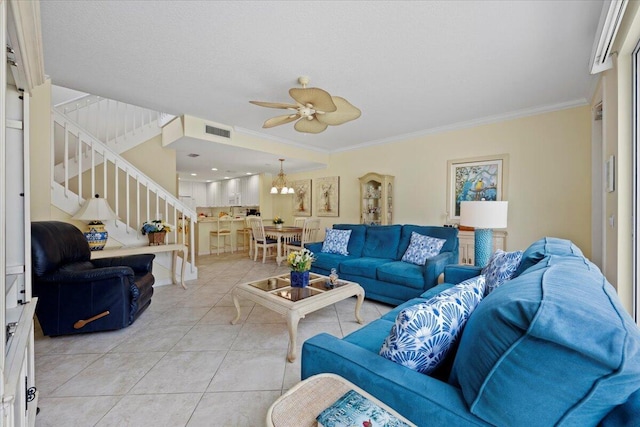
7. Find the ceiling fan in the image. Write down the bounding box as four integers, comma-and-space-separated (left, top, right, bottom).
250, 76, 361, 134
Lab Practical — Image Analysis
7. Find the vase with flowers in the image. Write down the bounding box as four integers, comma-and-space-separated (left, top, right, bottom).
287, 248, 315, 288
273, 216, 284, 230
141, 219, 173, 246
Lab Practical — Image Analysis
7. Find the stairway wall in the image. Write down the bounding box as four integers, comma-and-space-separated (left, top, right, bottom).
120, 134, 177, 195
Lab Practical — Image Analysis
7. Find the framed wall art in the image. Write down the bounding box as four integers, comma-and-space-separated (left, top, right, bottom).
447, 154, 509, 221
290, 179, 312, 216
316, 176, 340, 217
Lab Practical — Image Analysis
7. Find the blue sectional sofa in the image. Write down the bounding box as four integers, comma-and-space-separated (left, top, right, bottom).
301, 237, 640, 426
305, 224, 459, 305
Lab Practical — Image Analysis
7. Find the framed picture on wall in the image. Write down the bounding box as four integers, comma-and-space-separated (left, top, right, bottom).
447, 154, 509, 221
316, 176, 340, 217
290, 179, 312, 216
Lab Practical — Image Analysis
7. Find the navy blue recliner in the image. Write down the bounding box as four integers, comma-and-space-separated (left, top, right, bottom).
31, 221, 155, 336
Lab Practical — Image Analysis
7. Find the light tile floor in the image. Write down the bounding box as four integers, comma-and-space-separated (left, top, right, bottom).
34, 252, 393, 426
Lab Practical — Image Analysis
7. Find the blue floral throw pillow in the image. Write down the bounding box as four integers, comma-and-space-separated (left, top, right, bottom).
401, 232, 446, 265
321, 228, 352, 256
481, 249, 523, 295
379, 276, 486, 375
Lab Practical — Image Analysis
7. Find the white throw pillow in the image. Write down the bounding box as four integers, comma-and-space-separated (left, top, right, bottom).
321, 228, 352, 256
379, 276, 486, 375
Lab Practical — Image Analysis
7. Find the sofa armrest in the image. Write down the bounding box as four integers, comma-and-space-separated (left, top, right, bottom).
302, 333, 490, 426
92, 254, 155, 274
304, 242, 323, 254
443, 264, 482, 284
422, 251, 456, 290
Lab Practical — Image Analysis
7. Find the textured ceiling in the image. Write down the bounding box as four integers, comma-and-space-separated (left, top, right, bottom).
39, 0, 603, 180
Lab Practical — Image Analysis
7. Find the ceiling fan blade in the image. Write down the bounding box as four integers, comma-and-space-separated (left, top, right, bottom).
294, 117, 328, 134
316, 96, 361, 126
263, 114, 300, 128
289, 88, 337, 112
250, 101, 298, 109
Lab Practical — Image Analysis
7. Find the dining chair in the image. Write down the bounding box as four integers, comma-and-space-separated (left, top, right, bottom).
210, 215, 234, 255
237, 215, 257, 258
285, 218, 321, 255
248, 217, 278, 263
293, 217, 307, 228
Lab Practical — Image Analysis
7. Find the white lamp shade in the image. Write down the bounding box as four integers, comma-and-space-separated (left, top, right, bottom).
460, 201, 508, 229
270, 187, 278, 194
72, 196, 119, 222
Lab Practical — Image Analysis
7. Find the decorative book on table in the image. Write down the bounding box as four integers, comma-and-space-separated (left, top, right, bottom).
316, 389, 413, 427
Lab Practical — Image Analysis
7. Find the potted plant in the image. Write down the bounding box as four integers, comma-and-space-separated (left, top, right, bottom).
141, 220, 173, 246
273, 216, 284, 230
287, 248, 315, 288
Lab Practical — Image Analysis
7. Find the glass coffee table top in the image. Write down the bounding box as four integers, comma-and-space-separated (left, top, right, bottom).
248, 273, 349, 302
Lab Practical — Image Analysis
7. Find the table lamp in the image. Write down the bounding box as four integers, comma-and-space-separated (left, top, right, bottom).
459, 201, 508, 267
72, 194, 119, 250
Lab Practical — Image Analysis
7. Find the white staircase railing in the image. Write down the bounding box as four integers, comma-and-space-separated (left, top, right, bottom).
51, 109, 198, 273
54, 94, 168, 150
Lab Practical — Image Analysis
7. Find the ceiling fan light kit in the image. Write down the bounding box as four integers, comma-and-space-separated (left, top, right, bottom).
250, 76, 361, 134
271, 159, 295, 195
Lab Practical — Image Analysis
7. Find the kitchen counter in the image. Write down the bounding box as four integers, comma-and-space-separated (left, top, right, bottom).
196, 217, 248, 255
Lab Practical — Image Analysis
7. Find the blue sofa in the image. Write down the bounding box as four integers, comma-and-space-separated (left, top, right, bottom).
305, 224, 459, 305
301, 237, 640, 426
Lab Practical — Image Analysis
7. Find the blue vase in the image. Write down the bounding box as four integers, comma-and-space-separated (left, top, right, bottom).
290, 270, 310, 288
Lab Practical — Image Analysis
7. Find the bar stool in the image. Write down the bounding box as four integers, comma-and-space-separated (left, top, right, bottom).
236, 215, 256, 256
210, 215, 234, 255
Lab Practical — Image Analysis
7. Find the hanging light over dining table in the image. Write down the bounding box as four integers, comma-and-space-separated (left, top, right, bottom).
271, 158, 295, 194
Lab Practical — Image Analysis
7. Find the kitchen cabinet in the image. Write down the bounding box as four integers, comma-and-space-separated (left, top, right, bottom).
179, 181, 206, 207
205, 175, 259, 207
458, 230, 507, 265
359, 173, 394, 225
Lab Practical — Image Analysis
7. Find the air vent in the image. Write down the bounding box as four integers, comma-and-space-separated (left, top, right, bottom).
205, 125, 231, 139
187, 153, 200, 158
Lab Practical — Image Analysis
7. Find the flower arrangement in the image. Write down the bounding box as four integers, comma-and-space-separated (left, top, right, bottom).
273, 216, 285, 225
287, 248, 315, 272
141, 220, 173, 235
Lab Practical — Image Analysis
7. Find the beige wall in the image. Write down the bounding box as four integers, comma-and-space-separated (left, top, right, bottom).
121, 134, 177, 196
278, 106, 592, 255
29, 79, 52, 220
598, 1, 640, 316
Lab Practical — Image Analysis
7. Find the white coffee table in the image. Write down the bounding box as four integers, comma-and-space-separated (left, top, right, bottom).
231, 273, 364, 362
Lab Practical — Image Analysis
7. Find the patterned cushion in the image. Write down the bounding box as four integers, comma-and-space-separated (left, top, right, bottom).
401, 232, 446, 266
321, 228, 352, 256
481, 249, 523, 295
379, 276, 486, 374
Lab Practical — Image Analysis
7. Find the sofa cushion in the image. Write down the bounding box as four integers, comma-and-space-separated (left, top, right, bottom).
398, 225, 458, 260
513, 236, 583, 278
449, 255, 640, 426
312, 252, 357, 272
362, 225, 402, 259
321, 228, 352, 255
481, 249, 523, 295
401, 232, 446, 265
376, 261, 425, 289
334, 224, 367, 258
379, 276, 485, 375
339, 257, 394, 280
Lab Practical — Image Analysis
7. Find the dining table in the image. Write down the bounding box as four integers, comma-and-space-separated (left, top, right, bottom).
263, 226, 303, 266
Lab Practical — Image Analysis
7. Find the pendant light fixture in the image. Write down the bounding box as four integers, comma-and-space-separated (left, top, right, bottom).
271, 159, 295, 194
